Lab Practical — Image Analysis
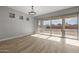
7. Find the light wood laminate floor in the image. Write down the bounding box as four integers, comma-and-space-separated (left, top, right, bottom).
0, 34, 79, 53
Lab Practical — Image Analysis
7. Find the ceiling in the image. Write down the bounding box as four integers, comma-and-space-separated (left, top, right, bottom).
8, 6, 73, 16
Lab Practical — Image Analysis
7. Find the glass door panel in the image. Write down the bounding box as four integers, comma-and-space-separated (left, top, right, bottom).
65, 17, 78, 39
42, 20, 51, 35
51, 19, 62, 37
37, 20, 41, 33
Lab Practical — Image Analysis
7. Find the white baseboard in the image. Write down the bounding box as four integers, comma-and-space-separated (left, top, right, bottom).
0, 33, 33, 42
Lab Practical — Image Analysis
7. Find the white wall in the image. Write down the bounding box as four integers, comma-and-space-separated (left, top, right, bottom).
0, 6, 35, 40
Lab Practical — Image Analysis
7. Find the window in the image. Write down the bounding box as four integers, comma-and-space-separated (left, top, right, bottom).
51, 19, 62, 37
65, 16, 78, 39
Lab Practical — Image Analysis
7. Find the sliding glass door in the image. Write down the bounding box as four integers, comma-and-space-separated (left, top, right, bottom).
65, 16, 78, 39
37, 14, 78, 40
51, 19, 62, 37
37, 20, 41, 33
42, 20, 51, 35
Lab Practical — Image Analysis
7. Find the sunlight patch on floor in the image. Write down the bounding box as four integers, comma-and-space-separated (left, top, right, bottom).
31, 34, 50, 39
40, 33, 51, 36
66, 39, 79, 46
31, 34, 61, 42
48, 37, 61, 42
31, 34, 79, 47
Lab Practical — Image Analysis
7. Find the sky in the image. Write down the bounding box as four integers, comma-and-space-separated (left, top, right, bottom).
43, 17, 77, 25
65, 18, 77, 25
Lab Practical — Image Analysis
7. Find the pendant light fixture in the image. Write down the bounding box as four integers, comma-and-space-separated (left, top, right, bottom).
28, 6, 36, 15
